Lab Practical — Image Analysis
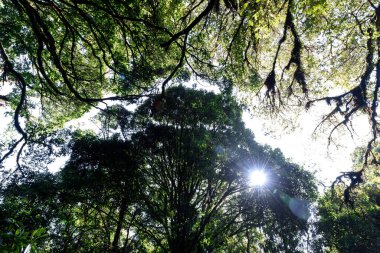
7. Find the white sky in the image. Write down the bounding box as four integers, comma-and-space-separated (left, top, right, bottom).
243, 106, 371, 185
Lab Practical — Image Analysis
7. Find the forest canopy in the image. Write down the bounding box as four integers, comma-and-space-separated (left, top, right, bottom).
1, 0, 380, 252
1, 0, 380, 173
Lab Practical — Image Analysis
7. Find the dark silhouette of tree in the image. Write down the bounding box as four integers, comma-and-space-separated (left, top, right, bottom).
0, 87, 317, 252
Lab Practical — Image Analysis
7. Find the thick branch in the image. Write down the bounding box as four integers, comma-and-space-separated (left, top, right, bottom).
331, 170, 363, 208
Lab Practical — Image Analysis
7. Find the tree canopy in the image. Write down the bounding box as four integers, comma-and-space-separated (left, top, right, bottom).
1, 0, 380, 252
0, 87, 317, 252
1, 0, 380, 175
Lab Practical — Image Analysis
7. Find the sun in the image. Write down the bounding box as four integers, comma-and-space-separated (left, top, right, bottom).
248, 169, 267, 187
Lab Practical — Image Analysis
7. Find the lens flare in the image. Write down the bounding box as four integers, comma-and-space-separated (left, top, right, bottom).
248, 170, 267, 187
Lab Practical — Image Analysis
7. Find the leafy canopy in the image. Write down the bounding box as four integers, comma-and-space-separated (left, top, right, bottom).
1, 0, 380, 173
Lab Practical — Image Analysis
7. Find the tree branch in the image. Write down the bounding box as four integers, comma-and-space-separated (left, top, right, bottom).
0, 95, 9, 102
161, 0, 217, 49
0, 42, 28, 140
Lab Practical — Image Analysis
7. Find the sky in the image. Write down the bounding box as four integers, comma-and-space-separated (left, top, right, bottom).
243, 105, 371, 186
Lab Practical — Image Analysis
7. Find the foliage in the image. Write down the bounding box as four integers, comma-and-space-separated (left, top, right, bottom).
1, 0, 380, 171
1, 0, 380, 250
314, 147, 380, 253
0, 87, 317, 252
0, 221, 47, 253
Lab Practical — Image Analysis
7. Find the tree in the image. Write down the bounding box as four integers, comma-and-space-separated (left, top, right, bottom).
0, 86, 317, 252
1, 0, 380, 175
0, 173, 50, 253
1, 132, 144, 252
55, 132, 142, 252
130, 87, 317, 252
314, 146, 380, 253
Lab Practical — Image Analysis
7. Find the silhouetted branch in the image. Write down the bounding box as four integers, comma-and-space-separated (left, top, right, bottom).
307, 28, 375, 147
264, 0, 307, 102
0, 95, 9, 101
161, 34, 188, 94
0, 42, 28, 140
331, 170, 363, 208
0, 138, 24, 164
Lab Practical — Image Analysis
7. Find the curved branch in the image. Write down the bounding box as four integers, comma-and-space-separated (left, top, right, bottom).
161, 34, 189, 94
0, 137, 24, 164
0, 42, 28, 140
161, 0, 217, 49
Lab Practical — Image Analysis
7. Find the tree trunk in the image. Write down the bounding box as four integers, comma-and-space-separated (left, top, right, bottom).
111, 197, 128, 252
